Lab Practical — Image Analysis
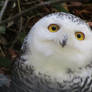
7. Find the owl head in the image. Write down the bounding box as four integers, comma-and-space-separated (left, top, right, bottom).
25, 12, 92, 79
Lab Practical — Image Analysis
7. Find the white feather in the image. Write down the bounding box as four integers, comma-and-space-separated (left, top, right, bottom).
24, 12, 92, 82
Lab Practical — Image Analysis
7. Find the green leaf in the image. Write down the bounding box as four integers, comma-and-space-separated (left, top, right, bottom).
0, 57, 11, 68
0, 26, 6, 34
18, 32, 26, 43
52, 3, 69, 13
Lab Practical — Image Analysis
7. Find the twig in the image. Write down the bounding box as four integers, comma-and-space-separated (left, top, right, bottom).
0, 0, 82, 25
10, 0, 23, 48
0, 46, 5, 56
0, 0, 9, 21
17, 0, 23, 32
22, 0, 39, 5
38, 0, 50, 12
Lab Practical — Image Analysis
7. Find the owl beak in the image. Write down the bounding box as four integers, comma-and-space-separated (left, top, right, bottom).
59, 39, 67, 47
59, 36, 67, 47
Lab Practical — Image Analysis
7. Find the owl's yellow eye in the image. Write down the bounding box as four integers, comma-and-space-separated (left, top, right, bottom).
48, 24, 60, 32
75, 32, 85, 40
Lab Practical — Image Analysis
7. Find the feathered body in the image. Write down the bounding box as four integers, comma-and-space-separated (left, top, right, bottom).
8, 58, 92, 92
5, 12, 92, 92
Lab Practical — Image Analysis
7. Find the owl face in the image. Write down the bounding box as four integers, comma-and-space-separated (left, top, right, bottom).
27, 12, 92, 78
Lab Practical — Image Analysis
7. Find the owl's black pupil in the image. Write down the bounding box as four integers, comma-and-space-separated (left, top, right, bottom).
77, 34, 81, 38
52, 26, 56, 30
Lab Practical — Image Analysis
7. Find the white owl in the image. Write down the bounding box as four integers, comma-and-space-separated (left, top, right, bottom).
1, 12, 92, 92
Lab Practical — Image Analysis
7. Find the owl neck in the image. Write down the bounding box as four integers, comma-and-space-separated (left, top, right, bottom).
10, 55, 92, 92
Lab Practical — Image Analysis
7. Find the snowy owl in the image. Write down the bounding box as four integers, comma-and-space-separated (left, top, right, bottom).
2, 12, 92, 92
